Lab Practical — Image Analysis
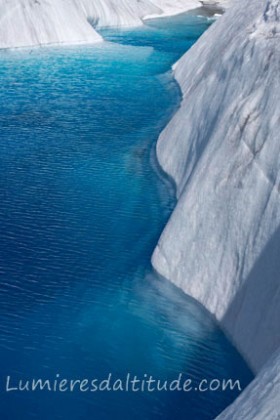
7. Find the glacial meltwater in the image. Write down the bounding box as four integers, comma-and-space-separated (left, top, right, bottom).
0, 12, 253, 420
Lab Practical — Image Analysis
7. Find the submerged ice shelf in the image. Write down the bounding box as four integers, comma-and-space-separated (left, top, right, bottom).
0, 13, 253, 420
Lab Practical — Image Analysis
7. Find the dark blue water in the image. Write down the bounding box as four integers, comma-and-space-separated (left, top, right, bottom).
0, 13, 253, 420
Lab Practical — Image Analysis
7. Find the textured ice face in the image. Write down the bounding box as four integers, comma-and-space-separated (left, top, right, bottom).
217, 347, 280, 419
75, 0, 208, 27
0, 0, 102, 48
0, 0, 228, 49
152, 0, 280, 374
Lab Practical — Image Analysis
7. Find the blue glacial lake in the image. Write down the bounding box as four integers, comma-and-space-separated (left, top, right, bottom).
0, 12, 253, 420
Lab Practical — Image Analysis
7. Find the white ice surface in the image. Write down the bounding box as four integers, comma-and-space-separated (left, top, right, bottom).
217, 348, 280, 419
0, 0, 227, 49
152, 0, 280, 373
0, 0, 102, 49
76, 0, 201, 28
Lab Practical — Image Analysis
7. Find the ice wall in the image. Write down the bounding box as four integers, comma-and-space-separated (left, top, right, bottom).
152, 0, 280, 373
217, 348, 280, 419
0, 0, 102, 49
76, 0, 200, 28
0, 0, 212, 49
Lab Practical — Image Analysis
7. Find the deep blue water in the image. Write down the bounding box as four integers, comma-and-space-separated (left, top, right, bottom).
0, 13, 253, 420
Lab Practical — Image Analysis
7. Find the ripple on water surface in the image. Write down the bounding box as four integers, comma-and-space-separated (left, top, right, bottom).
0, 13, 253, 420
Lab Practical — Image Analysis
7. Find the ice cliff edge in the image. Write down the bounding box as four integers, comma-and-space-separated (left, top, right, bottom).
152, 0, 280, 374
0, 0, 102, 48
152, 0, 280, 415
0, 0, 210, 49
217, 347, 280, 419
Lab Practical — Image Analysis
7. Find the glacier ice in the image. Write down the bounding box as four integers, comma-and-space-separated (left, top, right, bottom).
217, 348, 280, 419
0, 0, 225, 49
0, 0, 102, 49
75, 0, 201, 28
152, 0, 280, 374
1, 0, 279, 415
151, 0, 280, 415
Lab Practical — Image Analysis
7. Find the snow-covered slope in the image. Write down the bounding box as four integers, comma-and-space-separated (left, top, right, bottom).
0, 0, 225, 49
0, 0, 102, 49
152, 0, 280, 373
217, 348, 280, 419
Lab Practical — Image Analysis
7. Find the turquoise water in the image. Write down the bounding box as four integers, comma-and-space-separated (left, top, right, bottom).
0, 14, 253, 420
